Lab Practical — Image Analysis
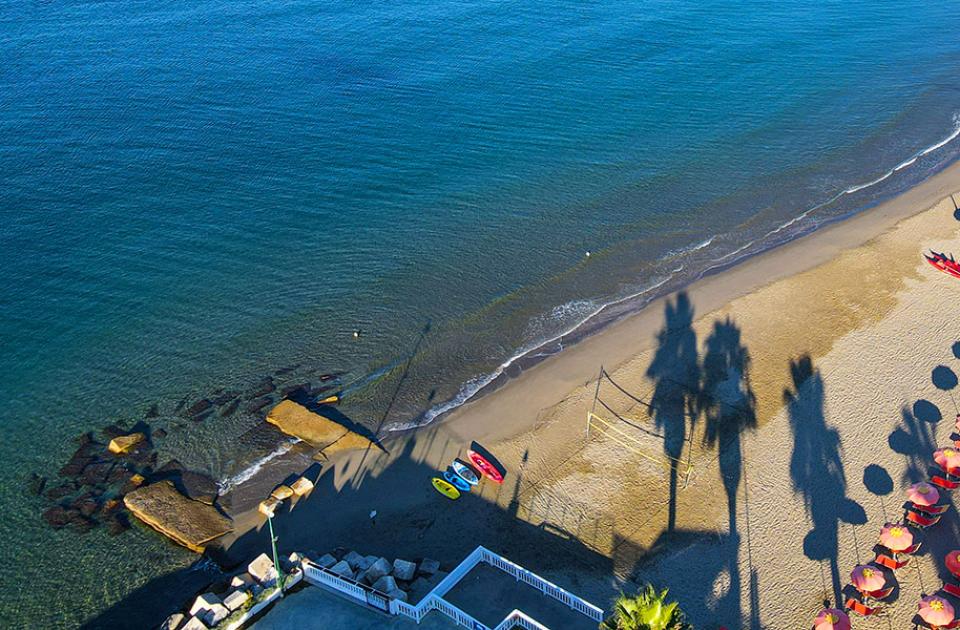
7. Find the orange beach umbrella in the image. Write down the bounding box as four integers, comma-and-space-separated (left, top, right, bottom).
850, 565, 885, 592
947, 550, 960, 579
879, 522, 914, 552
934, 447, 960, 472
813, 608, 850, 630
919, 595, 955, 627
907, 481, 940, 507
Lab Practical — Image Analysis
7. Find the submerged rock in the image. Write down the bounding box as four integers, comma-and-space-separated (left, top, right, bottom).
26, 472, 47, 496
249, 378, 276, 398
220, 399, 240, 418
246, 397, 272, 415
44, 483, 75, 501
212, 391, 239, 406
146, 403, 160, 418
179, 471, 218, 505
124, 480, 232, 553
184, 399, 213, 419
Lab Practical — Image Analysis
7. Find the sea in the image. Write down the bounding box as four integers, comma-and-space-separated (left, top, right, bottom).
2, 0, 960, 626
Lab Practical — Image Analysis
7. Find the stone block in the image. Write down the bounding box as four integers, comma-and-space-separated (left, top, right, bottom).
343, 550, 365, 569
181, 617, 208, 630
270, 484, 293, 501
363, 557, 391, 584
199, 603, 228, 627
290, 476, 314, 496
329, 560, 354, 580
393, 558, 416, 581
372, 575, 397, 593
386, 588, 408, 602
315, 553, 337, 568
189, 592, 222, 616
160, 613, 185, 630
248, 553, 278, 586
417, 558, 440, 576
223, 589, 250, 612
230, 573, 254, 589
108, 432, 145, 454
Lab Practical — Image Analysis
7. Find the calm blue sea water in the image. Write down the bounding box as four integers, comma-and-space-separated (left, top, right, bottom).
2, 0, 960, 625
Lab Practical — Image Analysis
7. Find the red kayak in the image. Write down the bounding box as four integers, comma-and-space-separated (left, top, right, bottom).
926, 251, 960, 279
467, 449, 504, 484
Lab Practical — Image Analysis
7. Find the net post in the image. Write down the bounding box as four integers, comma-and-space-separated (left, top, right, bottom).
587, 365, 603, 437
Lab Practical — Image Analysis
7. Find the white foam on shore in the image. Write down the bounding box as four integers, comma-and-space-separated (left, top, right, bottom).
389, 275, 674, 432
391, 113, 960, 433
218, 438, 299, 494
708, 114, 960, 272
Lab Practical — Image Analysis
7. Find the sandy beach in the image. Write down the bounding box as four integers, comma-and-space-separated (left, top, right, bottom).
190, 161, 960, 629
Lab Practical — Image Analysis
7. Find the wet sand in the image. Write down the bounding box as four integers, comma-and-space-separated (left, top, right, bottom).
213, 160, 960, 628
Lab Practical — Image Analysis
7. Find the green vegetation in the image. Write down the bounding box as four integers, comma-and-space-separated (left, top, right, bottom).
600, 584, 692, 630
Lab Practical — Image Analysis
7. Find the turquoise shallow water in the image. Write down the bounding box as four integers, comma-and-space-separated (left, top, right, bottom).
1, 0, 960, 626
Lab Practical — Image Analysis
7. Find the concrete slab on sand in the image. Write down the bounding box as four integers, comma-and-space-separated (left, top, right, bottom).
444, 563, 597, 630
250, 586, 455, 630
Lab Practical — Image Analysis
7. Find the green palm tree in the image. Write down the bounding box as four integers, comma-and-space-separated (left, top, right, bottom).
600, 584, 692, 630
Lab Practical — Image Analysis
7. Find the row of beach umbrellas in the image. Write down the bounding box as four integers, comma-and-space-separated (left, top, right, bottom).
813, 430, 960, 629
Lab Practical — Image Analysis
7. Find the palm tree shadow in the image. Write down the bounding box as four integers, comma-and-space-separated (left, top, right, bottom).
785, 355, 862, 607
645, 291, 700, 532
699, 316, 758, 628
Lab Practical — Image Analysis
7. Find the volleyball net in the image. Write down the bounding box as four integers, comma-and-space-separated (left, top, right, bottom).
586, 366, 694, 487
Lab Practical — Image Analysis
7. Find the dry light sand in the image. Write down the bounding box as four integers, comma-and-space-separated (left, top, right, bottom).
218, 161, 960, 629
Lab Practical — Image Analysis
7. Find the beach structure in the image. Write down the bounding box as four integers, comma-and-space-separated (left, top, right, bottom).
302, 545, 603, 629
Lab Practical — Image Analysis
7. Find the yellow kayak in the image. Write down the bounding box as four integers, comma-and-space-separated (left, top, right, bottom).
431, 477, 461, 500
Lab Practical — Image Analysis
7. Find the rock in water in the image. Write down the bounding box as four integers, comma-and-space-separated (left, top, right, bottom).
246, 396, 273, 415
146, 403, 160, 418
249, 378, 276, 398
159, 613, 184, 630
184, 399, 212, 419
266, 400, 374, 452
124, 480, 232, 552
108, 432, 146, 454
179, 471, 219, 505
220, 399, 240, 418
26, 473, 47, 496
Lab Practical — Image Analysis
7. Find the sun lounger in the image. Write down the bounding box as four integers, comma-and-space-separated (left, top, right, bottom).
931, 475, 960, 490
902, 542, 922, 554
845, 597, 879, 616
906, 510, 941, 528
914, 502, 950, 515
863, 585, 895, 601
875, 553, 908, 570
945, 582, 960, 598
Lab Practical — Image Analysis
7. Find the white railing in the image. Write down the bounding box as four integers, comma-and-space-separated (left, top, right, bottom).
478, 547, 605, 622
493, 610, 551, 630
301, 546, 604, 630
302, 561, 368, 603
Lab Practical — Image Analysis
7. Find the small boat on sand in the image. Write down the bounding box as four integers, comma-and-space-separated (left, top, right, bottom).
925, 251, 960, 279
431, 477, 460, 500
451, 459, 479, 485
443, 468, 471, 492
467, 449, 504, 484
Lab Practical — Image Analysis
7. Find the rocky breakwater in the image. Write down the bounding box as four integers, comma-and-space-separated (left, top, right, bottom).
266, 399, 377, 456
307, 547, 447, 604
123, 480, 233, 553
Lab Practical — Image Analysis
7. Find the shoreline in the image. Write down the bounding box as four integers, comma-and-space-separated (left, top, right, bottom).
107, 142, 960, 630
399, 127, 960, 434
212, 158, 960, 510
405, 157, 960, 445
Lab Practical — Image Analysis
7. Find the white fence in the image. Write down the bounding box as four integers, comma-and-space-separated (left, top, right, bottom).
479, 547, 605, 622
301, 545, 605, 630
493, 610, 551, 630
